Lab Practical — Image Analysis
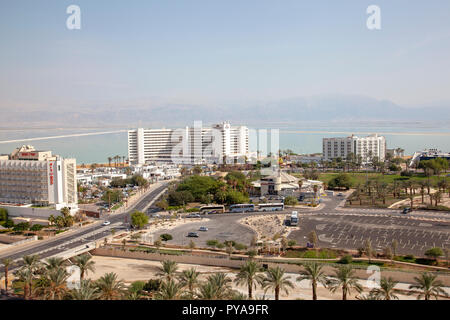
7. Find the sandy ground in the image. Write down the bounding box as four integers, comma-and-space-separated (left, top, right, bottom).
390, 190, 450, 209
238, 214, 298, 241
89, 256, 449, 300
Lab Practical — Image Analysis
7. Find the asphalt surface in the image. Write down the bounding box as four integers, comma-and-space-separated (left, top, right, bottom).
152, 195, 450, 256
0, 183, 169, 269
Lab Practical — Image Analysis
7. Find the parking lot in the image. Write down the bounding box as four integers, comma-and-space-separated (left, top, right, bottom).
151, 215, 256, 247
289, 214, 450, 256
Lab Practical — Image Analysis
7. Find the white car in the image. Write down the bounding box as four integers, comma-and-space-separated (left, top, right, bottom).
102, 221, 111, 226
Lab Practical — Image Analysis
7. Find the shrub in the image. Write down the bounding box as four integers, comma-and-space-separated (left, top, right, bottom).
338, 255, 353, 264
0, 208, 8, 221
143, 279, 161, 292
186, 208, 200, 212
424, 247, 444, 260
13, 222, 30, 232
216, 243, 225, 249
160, 233, 173, 242
404, 254, 415, 260
287, 240, 297, 247
224, 240, 236, 247
284, 196, 298, 206
234, 243, 247, 250
1, 219, 14, 228
30, 224, 45, 231
206, 239, 219, 247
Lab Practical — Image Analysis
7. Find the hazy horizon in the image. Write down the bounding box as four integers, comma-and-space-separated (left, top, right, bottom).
1, 0, 450, 124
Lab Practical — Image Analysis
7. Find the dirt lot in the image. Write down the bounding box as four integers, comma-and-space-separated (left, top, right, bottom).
89, 256, 450, 300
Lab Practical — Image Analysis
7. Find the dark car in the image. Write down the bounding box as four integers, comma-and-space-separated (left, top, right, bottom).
402, 207, 412, 214
187, 232, 199, 237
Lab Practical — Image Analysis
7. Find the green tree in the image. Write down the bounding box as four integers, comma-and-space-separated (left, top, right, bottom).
424, 247, 444, 262
408, 272, 449, 300
369, 277, 399, 300
154, 279, 185, 300
261, 266, 294, 300
70, 279, 99, 300
157, 260, 179, 282
178, 268, 200, 296
0, 208, 8, 221
328, 173, 353, 190
234, 261, 264, 299
130, 210, 149, 229
1, 258, 13, 293
95, 272, 126, 300
284, 196, 298, 206
297, 262, 328, 300
327, 265, 363, 300
72, 254, 96, 281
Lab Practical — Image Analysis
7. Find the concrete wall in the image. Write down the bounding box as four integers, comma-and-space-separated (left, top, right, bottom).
91, 248, 450, 286
0, 205, 62, 219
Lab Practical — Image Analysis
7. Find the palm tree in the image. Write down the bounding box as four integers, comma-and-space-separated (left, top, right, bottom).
107, 157, 112, 168
1, 258, 13, 293
327, 265, 363, 300
14, 268, 34, 299
369, 277, 399, 300
40, 268, 70, 300
70, 279, 100, 300
72, 254, 95, 281
297, 262, 328, 300
155, 279, 185, 300
408, 272, 449, 300
95, 272, 126, 300
261, 266, 294, 300
198, 273, 233, 300
22, 255, 42, 273
45, 257, 65, 271
157, 260, 179, 282
234, 261, 264, 299
178, 267, 200, 297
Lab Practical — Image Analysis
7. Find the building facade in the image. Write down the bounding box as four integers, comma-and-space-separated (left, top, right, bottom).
323, 134, 386, 163
0, 146, 77, 209
128, 122, 249, 165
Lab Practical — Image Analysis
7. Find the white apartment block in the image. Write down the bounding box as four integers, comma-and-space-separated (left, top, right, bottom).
0, 146, 77, 209
128, 122, 249, 165
322, 134, 386, 163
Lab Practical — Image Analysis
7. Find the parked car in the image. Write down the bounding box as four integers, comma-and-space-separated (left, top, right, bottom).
402, 207, 412, 214
102, 221, 111, 226
187, 214, 201, 218
199, 226, 208, 232
337, 193, 344, 197
187, 232, 199, 237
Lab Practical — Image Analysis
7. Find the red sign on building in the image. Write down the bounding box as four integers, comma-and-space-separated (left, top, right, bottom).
49, 163, 54, 185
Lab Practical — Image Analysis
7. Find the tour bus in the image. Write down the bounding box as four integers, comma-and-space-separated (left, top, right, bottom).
290, 211, 298, 226
229, 204, 255, 213
199, 205, 225, 214
258, 202, 285, 212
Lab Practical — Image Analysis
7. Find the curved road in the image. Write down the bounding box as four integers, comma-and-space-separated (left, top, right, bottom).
0, 182, 169, 269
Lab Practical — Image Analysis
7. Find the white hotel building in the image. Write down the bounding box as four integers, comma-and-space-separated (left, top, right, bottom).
128, 122, 249, 165
322, 134, 386, 163
0, 146, 77, 210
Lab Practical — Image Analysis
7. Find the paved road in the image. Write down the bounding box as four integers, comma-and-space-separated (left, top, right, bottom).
0, 182, 169, 268
152, 194, 450, 256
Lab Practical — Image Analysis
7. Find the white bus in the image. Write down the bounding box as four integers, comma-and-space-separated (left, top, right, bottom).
200, 205, 225, 214
229, 204, 255, 213
258, 203, 285, 212
290, 211, 298, 226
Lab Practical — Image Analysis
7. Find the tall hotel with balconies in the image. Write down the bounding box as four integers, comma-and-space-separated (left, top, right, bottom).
0, 145, 77, 209
128, 122, 249, 165
322, 134, 386, 163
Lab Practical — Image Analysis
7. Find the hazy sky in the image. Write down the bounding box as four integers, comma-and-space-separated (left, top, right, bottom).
1, 0, 450, 111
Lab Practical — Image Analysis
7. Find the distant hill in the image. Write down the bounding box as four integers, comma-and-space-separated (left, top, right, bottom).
2, 94, 449, 129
